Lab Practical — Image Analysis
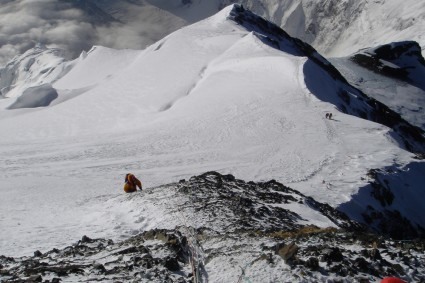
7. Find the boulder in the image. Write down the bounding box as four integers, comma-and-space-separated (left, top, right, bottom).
277, 242, 299, 262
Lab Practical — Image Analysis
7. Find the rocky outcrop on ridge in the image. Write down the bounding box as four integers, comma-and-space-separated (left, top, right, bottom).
1, 228, 424, 282
0, 230, 191, 283
1, 172, 424, 282
351, 41, 425, 90
174, 171, 364, 234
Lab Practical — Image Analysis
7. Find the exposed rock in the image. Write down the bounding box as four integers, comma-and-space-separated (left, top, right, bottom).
163, 256, 180, 271
0, 230, 191, 283
93, 262, 106, 273
361, 168, 425, 239
80, 235, 93, 243
305, 257, 319, 270
28, 275, 42, 282
1, 225, 424, 282
354, 257, 369, 272
33, 251, 42, 258
176, 171, 364, 234
321, 247, 344, 263
1, 172, 424, 282
351, 41, 425, 87
277, 242, 299, 262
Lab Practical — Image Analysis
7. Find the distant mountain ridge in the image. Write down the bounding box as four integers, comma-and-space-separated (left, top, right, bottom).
224, 0, 425, 57
67, 0, 425, 57
0, 0, 424, 67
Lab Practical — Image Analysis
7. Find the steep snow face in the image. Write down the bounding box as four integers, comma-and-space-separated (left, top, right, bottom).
224, 0, 425, 57
0, 5, 423, 257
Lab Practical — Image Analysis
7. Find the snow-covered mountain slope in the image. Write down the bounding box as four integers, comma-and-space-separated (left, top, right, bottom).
76, 0, 425, 58
0, 45, 72, 98
330, 41, 425, 131
0, 4, 424, 260
230, 0, 425, 57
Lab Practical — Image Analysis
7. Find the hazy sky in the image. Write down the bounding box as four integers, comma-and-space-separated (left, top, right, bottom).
0, 0, 189, 66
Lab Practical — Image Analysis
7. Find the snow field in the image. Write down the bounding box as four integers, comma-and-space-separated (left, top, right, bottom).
0, 5, 421, 257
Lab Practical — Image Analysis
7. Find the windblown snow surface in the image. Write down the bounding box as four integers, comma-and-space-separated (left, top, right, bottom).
0, 6, 424, 280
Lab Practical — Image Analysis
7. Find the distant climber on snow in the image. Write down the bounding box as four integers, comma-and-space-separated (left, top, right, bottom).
123, 173, 142, 193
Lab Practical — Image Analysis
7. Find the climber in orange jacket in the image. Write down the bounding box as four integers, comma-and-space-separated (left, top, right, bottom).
123, 173, 142, 193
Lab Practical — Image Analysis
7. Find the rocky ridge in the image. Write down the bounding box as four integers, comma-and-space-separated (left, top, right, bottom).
1, 172, 424, 282
227, 5, 425, 154
351, 41, 425, 91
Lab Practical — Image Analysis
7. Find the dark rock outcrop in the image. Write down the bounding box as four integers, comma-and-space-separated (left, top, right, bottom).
2, 229, 424, 283
0, 230, 191, 283
176, 171, 364, 234
351, 41, 425, 89
1, 172, 424, 282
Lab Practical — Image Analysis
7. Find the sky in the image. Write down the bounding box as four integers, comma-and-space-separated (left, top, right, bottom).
0, 0, 188, 66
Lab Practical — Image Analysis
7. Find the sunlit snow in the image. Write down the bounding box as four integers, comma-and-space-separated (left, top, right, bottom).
0, 5, 423, 260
